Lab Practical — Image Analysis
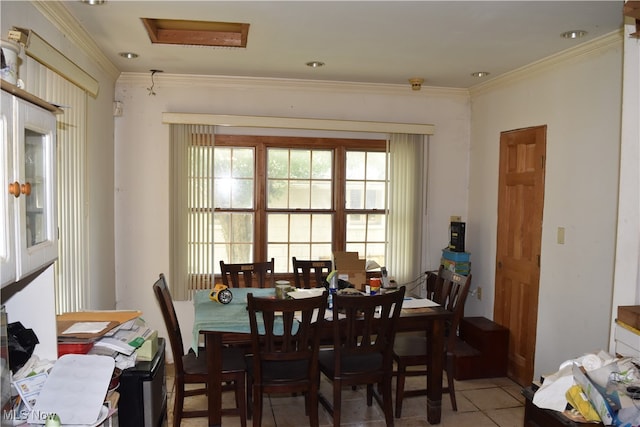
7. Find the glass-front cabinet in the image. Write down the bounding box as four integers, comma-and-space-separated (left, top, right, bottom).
1, 88, 58, 288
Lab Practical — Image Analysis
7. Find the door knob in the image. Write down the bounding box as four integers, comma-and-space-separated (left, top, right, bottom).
8, 181, 20, 198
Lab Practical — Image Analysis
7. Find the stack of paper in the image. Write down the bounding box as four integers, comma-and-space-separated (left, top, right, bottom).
94, 317, 154, 356
57, 311, 148, 358
27, 354, 114, 425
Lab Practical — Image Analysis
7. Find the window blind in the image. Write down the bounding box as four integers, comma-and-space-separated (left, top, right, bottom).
23, 56, 88, 313
387, 134, 427, 286
170, 124, 215, 300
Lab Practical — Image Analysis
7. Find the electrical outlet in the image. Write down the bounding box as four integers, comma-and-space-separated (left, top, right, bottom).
476, 287, 482, 300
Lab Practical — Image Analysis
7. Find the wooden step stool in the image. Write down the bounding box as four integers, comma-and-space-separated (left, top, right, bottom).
454, 316, 509, 380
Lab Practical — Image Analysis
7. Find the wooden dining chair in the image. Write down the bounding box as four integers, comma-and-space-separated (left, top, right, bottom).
424, 268, 441, 302
245, 291, 328, 427
292, 257, 333, 288
318, 287, 405, 427
220, 258, 275, 288
392, 268, 472, 417
153, 273, 247, 427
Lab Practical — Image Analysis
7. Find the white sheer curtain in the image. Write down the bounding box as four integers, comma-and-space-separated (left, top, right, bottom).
170, 124, 215, 300
386, 134, 427, 287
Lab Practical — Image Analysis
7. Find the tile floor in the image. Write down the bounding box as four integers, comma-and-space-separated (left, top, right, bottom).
165, 364, 526, 427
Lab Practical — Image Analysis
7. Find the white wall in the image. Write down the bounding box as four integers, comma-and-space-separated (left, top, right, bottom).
468, 33, 623, 378
3, 268, 57, 361
113, 75, 470, 358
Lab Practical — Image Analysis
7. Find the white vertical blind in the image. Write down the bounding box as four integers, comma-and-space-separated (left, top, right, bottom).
170, 124, 215, 300
387, 134, 426, 286
24, 56, 88, 313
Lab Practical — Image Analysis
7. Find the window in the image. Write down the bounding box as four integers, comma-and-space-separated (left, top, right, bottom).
212, 146, 255, 268
171, 126, 426, 299
344, 151, 387, 268
210, 135, 387, 274
266, 147, 333, 272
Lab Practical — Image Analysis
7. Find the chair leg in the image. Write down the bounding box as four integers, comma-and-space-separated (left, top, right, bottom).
308, 386, 320, 427
332, 380, 342, 427
173, 378, 184, 427
395, 363, 406, 418
252, 383, 262, 427
446, 359, 457, 411
381, 376, 395, 427
366, 384, 374, 406
235, 374, 247, 427
246, 375, 253, 420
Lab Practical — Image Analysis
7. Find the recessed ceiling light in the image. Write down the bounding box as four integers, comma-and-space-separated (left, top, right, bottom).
471, 71, 490, 78
119, 52, 139, 59
561, 30, 587, 39
81, 0, 105, 4
306, 61, 325, 68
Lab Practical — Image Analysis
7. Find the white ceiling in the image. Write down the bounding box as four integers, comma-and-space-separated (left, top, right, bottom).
62, 1, 624, 89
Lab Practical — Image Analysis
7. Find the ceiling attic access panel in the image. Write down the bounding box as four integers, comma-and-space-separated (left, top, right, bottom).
141, 18, 250, 48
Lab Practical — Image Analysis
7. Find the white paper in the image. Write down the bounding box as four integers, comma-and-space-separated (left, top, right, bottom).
93, 317, 151, 355
532, 363, 576, 411
401, 297, 440, 309
93, 337, 136, 356
287, 288, 325, 299
13, 372, 48, 410
61, 321, 110, 335
28, 354, 114, 425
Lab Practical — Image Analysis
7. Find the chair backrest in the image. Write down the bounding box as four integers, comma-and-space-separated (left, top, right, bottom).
292, 257, 332, 288
219, 258, 275, 288
425, 268, 442, 302
331, 287, 406, 375
246, 291, 328, 380
437, 269, 472, 351
152, 273, 186, 373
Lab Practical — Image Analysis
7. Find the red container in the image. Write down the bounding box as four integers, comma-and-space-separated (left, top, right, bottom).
57, 341, 93, 357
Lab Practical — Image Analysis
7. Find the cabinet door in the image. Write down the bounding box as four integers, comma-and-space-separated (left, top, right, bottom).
14, 97, 57, 279
1, 93, 16, 286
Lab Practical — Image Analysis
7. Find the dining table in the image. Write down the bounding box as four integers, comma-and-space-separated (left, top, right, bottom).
193, 287, 453, 426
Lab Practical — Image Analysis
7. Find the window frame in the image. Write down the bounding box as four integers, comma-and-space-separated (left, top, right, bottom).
212, 134, 387, 269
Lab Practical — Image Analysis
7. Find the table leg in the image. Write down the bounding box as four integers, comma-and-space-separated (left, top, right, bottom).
426, 318, 445, 424
205, 332, 223, 427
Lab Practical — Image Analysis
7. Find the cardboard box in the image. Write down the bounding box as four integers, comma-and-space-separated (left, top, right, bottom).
617, 305, 640, 330
441, 259, 471, 275
134, 329, 158, 361
573, 359, 640, 427
57, 310, 142, 340
441, 249, 471, 262
334, 252, 367, 290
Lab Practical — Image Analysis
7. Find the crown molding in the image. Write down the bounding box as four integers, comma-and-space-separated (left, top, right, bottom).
469, 29, 623, 97
117, 72, 470, 99
33, 1, 121, 81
